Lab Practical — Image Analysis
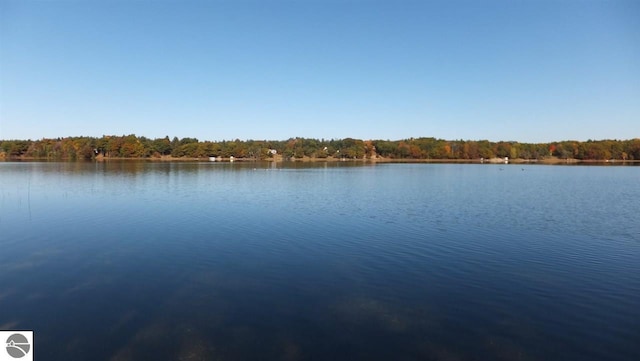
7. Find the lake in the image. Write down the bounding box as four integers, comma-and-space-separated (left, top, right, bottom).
0, 161, 638, 361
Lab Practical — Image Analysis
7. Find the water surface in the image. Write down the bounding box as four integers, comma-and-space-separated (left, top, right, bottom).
1, 162, 639, 360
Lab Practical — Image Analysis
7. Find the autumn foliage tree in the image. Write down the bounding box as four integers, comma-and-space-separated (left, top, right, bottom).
2, 136, 639, 161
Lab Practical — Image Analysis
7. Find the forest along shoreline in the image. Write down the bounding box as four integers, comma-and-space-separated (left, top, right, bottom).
1, 136, 639, 163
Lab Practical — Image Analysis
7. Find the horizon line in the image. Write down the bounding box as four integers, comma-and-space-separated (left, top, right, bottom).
1, 134, 638, 144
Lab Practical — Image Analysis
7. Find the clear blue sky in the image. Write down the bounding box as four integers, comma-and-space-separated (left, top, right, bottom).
1, 0, 638, 142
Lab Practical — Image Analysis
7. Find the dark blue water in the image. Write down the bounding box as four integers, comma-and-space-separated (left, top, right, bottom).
1, 162, 639, 361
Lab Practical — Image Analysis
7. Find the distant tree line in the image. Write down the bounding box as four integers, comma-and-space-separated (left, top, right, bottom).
1, 135, 639, 161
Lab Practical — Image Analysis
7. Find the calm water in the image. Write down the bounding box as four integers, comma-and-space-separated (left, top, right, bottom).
1, 161, 639, 361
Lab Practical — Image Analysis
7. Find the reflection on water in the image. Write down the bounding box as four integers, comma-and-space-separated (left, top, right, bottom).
0, 162, 639, 361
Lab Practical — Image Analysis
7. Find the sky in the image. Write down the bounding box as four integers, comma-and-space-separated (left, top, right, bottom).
0, 0, 638, 143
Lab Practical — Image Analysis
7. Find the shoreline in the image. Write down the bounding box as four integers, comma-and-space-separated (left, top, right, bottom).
2, 154, 639, 164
